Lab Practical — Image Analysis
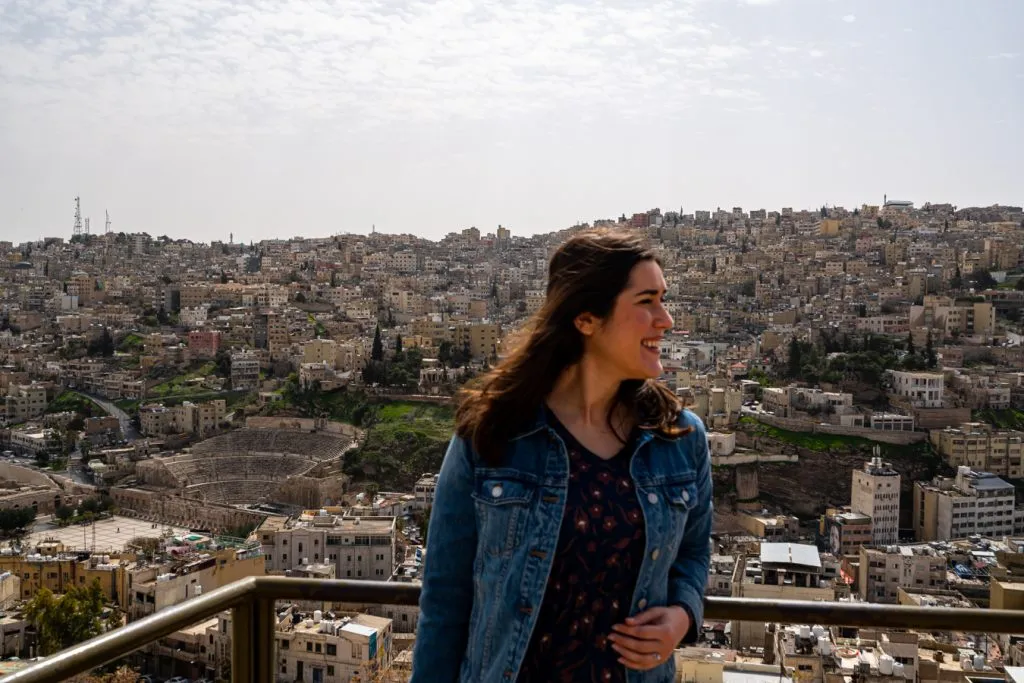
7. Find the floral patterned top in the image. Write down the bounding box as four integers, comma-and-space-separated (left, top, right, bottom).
517, 415, 645, 683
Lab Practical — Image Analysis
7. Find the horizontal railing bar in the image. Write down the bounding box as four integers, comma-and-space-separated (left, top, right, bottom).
4, 577, 1021, 683
0, 576, 258, 683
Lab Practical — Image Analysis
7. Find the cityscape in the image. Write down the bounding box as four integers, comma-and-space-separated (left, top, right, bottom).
0, 198, 1022, 682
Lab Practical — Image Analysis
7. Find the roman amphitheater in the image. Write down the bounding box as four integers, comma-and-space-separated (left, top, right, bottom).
124, 419, 357, 528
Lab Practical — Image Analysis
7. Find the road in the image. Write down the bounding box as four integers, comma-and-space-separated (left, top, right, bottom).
72, 391, 140, 441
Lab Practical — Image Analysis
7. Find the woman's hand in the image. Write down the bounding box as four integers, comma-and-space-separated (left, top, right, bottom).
609, 606, 690, 670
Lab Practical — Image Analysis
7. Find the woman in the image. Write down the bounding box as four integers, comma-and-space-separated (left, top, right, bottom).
411, 231, 712, 683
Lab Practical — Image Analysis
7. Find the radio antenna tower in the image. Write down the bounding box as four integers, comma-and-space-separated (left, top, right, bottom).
105, 210, 111, 234
73, 197, 82, 237
84, 217, 90, 235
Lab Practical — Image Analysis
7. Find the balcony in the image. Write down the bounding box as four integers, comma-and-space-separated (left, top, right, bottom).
2, 576, 1022, 683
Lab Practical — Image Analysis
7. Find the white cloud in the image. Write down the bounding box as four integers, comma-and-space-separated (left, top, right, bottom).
842, 14, 856, 23
0, 0, 764, 135
809, 49, 826, 58
742, 0, 780, 5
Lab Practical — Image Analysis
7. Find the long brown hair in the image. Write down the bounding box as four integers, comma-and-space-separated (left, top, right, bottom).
456, 230, 688, 465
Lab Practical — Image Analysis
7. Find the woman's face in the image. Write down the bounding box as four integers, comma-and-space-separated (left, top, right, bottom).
580, 260, 673, 380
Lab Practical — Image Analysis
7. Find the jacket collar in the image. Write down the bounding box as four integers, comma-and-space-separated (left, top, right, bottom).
509, 403, 663, 444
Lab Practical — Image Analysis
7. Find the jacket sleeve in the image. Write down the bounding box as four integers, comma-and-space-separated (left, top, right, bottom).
410, 436, 477, 682
667, 411, 713, 644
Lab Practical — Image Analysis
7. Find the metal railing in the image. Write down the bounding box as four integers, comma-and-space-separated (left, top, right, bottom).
2, 576, 1021, 683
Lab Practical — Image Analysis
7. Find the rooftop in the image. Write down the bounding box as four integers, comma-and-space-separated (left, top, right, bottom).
760, 543, 822, 570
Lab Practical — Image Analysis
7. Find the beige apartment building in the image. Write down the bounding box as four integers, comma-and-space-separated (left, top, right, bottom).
931, 422, 1024, 480
139, 399, 226, 438
909, 296, 995, 340
851, 457, 901, 546
912, 466, 1017, 541
142, 607, 392, 683
128, 546, 265, 620
858, 545, 946, 603
4, 383, 47, 423
887, 370, 944, 408
262, 513, 397, 581
730, 543, 834, 650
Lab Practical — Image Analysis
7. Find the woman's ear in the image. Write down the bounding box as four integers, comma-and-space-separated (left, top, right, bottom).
574, 312, 596, 336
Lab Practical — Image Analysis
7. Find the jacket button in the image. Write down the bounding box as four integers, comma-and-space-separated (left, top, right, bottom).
638, 598, 648, 610
492, 485, 503, 498
682, 490, 690, 503
647, 492, 658, 504
651, 548, 660, 561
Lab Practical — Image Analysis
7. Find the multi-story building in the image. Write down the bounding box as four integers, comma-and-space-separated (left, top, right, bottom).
820, 509, 873, 557
913, 466, 1017, 541
143, 607, 392, 683
261, 513, 396, 581
231, 351, 260, 391
851, 457, 901, 546
303, 338, 339, 369
413, 473, 438, 510
452, 322, 500, 360
730, 543, 834, 650
887, 370, 944, 408
932, 422, 1024, 480
187, 329, 221, 359
139, 399, 226, 438
127, 546, 265, 621
4, 383, 48, 423
254, 311, 289, 356
858, 545, 946, 603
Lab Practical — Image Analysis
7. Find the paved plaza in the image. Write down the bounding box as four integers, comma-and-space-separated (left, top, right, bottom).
23, 515, 190, 553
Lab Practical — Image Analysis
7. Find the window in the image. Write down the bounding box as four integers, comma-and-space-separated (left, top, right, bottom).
283, 554, 288, 562
315, 643, 322, 653
280, 639, 289, 650
283, 539, 288, 546
280, 665, 287, 674
328, 666, 335, 676
307, 642, 313, 652
298, 543, 303, 553
327, 643, 337, 656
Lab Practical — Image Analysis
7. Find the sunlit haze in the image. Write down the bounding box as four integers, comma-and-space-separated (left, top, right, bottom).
1, 0, 1021, 244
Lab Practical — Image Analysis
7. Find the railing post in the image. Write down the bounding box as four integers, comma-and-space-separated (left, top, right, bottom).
232, 596, 275, 683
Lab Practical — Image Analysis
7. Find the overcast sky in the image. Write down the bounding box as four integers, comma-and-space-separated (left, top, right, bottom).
1, 0, 1021, 245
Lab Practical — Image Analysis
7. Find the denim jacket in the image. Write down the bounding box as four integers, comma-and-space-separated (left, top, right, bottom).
410, 408, 713, 683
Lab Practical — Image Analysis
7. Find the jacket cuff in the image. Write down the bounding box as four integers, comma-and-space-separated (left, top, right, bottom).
668, 583, 704, 645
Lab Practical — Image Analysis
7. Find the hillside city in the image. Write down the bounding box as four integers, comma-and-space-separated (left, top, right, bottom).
1, 198, 1023, 682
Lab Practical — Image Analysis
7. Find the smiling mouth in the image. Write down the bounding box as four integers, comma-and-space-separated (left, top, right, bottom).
641, 339, 661, 353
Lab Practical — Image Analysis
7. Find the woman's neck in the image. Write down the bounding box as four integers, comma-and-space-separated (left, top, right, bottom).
547, 359, 622, 429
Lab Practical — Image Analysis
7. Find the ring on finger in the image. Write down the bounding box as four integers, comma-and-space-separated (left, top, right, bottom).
653, 653, 661, 661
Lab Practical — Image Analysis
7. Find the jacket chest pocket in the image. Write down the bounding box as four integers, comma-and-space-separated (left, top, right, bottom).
472, 472, 537, 558
659, 477, 698, 544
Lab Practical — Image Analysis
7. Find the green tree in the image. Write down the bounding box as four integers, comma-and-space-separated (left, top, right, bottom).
156, 305, 170, 325
925, 329, 937, 369
906, 332, 916, 356
0, 507, 36, 535
1015, 278, 1024, 291
371, 324, 384, 362
787, 336, 803, 378
55, 505, 74, 523
394, 334, 403, 357
25, 581, 109, 655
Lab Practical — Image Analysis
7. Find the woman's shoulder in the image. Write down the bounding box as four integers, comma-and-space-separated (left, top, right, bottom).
677, 408, 708, 440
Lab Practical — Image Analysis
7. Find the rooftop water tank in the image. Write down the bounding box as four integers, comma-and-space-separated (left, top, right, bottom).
798, 625, 811, 639
973, 655, 985, 670
893, 663, 906, 679
817, 637, 832, 656
878, 654, 894, 675
313, 610, 322, 623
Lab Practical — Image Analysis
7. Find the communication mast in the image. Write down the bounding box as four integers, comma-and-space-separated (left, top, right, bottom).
73, 196, 82, 237
105, 210, 111, 234
84, 217, 90, 235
